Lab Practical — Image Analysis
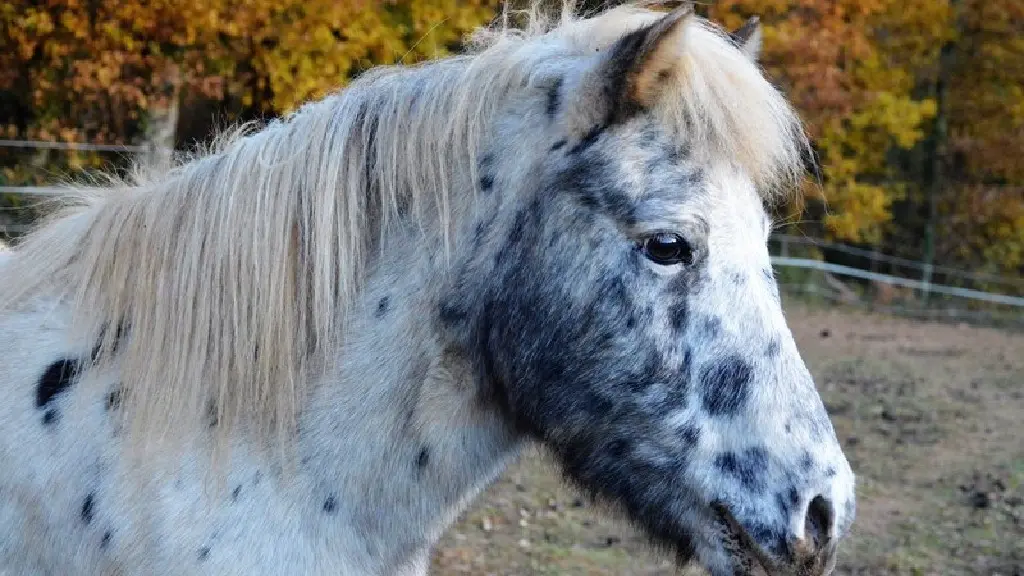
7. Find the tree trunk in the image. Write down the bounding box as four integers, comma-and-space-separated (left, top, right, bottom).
922, 0, 960, 304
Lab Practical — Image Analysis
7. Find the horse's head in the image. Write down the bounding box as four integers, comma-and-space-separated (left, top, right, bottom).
440, 5, 854, 575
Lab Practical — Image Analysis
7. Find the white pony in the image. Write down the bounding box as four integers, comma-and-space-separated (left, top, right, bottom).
0, 3, 855, 575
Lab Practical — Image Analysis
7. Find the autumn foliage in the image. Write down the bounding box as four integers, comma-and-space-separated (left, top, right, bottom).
705, 0, 1022, 278
1, 0, 1021, 278
1, 0, 496, 143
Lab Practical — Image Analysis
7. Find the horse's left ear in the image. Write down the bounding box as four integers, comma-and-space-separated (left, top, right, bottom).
729, 16, 762, 62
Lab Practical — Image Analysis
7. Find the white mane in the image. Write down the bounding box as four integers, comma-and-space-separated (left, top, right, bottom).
0, 1, 808, 457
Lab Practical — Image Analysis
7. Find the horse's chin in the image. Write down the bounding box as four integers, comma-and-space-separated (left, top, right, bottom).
665, 512, 770, 576
673, 542, 771, 576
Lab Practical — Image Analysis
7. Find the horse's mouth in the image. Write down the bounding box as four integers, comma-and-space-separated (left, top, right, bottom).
668, 503, 773, 576
680, 502, 838, 576
710, 501, 776, 576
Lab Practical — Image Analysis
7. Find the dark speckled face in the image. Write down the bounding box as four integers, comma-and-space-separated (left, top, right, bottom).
440, 8, 855, 576
452, 121, 851, 574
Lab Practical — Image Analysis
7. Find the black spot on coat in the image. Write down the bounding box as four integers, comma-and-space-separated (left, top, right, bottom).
42, 409, 58, 425
479, 173, 494, 192
556, 154, 636, 226
197, 546, 210, 561
668, 299, 688, 332
81, 493, 95, 524
678, 425, 700, 452
105, 388, 122, 411
206, 402, 219, 428
100, 531, 112, 549
508, 209, 529, 245
36, 359, 82, 408
416, 447, 429, 469
699, 355, 753, 416
715, 447, 768, 493
375, 296, 390, 318
546, 77, 563, 118
323, 496, 337, 514
799, 451, 814, 472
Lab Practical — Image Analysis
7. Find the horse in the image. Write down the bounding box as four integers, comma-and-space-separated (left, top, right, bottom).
0, 3, 856, 575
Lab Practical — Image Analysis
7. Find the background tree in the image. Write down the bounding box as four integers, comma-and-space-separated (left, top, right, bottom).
937, 0, 1024, 277
0, 0, 496, 185
704, 0, 1021, 283
703, 0, 946, 245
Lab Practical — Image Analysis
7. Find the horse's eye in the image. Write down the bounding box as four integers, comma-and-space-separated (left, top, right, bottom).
642, 233, 693, 266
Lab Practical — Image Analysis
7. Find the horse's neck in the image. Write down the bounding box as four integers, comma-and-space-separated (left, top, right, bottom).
297, 224, 522, 569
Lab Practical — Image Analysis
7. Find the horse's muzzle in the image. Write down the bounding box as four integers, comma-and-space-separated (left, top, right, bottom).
711, 498, 841, 576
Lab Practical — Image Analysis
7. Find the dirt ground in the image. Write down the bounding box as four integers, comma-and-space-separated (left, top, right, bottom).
429, 301, 1024, 576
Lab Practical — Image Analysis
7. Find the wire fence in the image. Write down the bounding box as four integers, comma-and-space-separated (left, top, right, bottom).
0, 138, 149, 197
770, 256, 1024, 307
771, 233, 1022, 288
767, 239, 1023, 331
0, 139, 147, 153
0, 186, 72, 196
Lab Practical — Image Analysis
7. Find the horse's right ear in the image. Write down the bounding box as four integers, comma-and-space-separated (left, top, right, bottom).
564, 5, 694, 132
600, 5, 694, 122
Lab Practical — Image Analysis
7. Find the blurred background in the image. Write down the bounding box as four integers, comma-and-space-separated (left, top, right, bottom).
1, 1, 1021, 574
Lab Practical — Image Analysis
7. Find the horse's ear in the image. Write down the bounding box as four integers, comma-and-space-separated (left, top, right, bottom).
593, 4, 694, 123
729, 16, 762, 62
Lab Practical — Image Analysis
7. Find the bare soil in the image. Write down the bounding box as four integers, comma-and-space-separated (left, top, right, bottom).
429, 301, 1024, 576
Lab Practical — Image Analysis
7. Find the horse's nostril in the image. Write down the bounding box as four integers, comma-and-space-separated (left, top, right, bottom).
805, 495, 835, 548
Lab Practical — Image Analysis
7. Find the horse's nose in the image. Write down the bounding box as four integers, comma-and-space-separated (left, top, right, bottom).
715, 489, 848, 575
803, 494, 836, 549
785, 494, 843, 575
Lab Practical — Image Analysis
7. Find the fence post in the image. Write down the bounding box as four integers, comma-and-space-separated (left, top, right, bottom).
143, 67, 180, 172
922, 262, 934, 305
